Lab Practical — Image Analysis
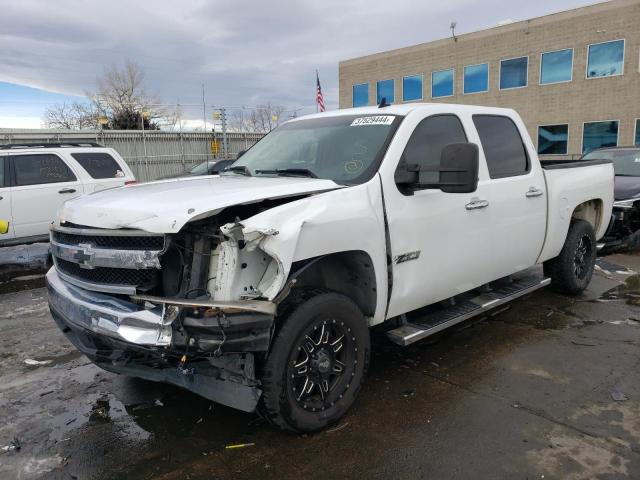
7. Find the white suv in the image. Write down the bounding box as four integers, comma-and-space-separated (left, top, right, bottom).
0, 143, 135, 246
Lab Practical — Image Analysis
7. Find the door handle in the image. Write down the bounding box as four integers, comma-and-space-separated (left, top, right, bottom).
526, 187, 544, 198
58, 188, 77, 194
465, 197, 489, 210
0, 196, 3, 200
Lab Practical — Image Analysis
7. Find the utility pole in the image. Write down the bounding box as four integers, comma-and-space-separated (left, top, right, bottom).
202, 84, 207, 132
220, 107, 228, 158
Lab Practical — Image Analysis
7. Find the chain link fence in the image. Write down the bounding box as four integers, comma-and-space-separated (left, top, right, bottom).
0, 129, 265, 182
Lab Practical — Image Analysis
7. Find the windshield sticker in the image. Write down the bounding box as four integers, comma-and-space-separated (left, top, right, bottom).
350, 116, 395, 126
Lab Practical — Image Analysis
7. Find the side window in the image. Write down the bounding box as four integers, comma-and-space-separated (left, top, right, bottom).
0, 157, 5, 187
473, 115, 528, 178
399, 114, 467, 186
13, 154, 77, 186
71, 152, 124, 179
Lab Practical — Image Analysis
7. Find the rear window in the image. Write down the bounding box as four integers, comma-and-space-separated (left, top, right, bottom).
14, 154, 77, 186
71, 152, 125, 179
473, 115, 529, 178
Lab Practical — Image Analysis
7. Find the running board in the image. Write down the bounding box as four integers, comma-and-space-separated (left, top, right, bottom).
386, 271, 551, 347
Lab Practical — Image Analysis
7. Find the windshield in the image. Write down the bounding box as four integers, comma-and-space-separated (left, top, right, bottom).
583, 148, 640, 176
224, 114, 402, 184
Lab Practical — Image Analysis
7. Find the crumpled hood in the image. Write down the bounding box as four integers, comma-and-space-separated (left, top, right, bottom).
59, 175, 343, 233
614, 176, 640, 201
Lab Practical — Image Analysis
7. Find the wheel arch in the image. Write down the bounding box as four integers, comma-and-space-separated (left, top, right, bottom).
571, 198, 604, 234
286, 251, 377, 318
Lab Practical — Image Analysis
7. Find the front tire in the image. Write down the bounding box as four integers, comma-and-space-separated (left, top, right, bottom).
544, 219, 596, 295
259, 290, 370, 432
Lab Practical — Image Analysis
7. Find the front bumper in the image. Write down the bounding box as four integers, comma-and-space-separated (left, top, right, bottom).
46, 267, 171, 345
46, 268, 275, 412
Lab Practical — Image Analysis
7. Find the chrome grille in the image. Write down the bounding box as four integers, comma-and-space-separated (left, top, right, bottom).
52, 231, 165, 251
56, 259, 159, 291
51, 226, 165, 294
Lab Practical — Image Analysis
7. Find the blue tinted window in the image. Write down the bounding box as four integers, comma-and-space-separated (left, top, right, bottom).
352, 83, 369, 107
402, 74, 423, 102
463, 64, 488, 94
431, 69, 454, 98
376, 79, 394, 104
538, 124, 568, 155
540, 49, 573, 84
583, 121, 618, 153
587, 40, 624, 78
500, 57, 528, 89
635, 119, 640, 146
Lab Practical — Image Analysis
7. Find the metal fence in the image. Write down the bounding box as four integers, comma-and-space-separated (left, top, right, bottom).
0, 129, 265, 182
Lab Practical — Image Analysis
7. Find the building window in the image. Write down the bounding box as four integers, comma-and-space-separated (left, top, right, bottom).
431, 69, 454, 98
582, 121, 619, 153
587, 39, 625, 78
352, 83, 369, 107
635, 119, 640, 146
376, 79, 395, 104
540, 49, 573, 84
402, 74, 423, 102
500, 56, 528, 90
463, 63, 489, 94
537, 124, 569, 155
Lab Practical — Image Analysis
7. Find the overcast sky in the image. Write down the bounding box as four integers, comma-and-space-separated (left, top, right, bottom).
0, 0, 602, 128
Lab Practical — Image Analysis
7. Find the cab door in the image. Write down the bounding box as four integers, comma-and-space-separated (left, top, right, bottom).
382, 113, 496, 318
10, 153, 83, 239
471, 115, 546, 276
0, 155, 15, 242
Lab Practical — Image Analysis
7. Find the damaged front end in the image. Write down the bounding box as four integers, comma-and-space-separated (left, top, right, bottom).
47, 202, 294, 412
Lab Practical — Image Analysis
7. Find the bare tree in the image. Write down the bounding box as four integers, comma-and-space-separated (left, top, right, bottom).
43, 101, 99, 129
246, 103, 286, 133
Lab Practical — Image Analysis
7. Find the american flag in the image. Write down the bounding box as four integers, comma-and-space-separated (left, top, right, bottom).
316, 71, 325, 112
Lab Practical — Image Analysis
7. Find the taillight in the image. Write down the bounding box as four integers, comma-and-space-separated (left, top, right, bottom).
125, 180, 137, 186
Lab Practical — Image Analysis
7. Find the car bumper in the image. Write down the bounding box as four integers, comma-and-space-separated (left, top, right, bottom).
46, 268, 273, 412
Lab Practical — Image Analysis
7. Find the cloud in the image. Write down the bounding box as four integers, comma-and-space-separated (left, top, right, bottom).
0, 0, 601, 122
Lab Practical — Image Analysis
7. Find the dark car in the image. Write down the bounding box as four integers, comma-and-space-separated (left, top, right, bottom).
163, 159, 236, 179
582, 146, 640, 252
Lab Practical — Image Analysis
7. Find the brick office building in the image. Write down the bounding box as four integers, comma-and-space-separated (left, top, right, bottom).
338, 0, 640, 158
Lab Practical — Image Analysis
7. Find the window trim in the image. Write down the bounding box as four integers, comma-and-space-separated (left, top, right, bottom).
539, 48, 574, 85
431, 68, 455, 99
581, 119, 620, 154
10, 152, 78, 187
401, 73, 424, 102
462, 63, 490, 95
585, 38, 625, 80
376, 78, 395, 105
499, 55, 529, 91
536, 123, 570, 156
472, 114, 531, 179
352, 82, 369, 108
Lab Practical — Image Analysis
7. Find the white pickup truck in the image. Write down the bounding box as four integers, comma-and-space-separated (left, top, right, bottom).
0, 143, 135, 246
46, 104, 613, 432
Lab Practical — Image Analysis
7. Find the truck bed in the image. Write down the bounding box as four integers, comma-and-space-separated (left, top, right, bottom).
541, 159, 612, 169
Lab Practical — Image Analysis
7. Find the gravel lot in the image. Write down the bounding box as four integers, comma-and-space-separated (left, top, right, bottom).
0, 251, 639, 479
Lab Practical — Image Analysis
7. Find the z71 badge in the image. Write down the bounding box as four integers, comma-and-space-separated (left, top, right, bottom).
393, 251, 421, 264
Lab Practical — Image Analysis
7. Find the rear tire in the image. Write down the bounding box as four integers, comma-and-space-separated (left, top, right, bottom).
544, 219, 596, 295
259, 289, 370, 432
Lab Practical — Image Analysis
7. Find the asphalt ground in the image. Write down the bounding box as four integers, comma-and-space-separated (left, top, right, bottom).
0, 250, 639, 479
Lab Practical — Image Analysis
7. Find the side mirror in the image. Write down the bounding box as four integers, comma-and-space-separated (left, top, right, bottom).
439, 143, 479, 193
394, 162, 420, 186
236, 150, 246, 159
0, 220, 9, 235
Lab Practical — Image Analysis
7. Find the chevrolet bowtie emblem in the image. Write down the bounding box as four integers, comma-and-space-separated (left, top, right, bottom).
73, 244, 95, 268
